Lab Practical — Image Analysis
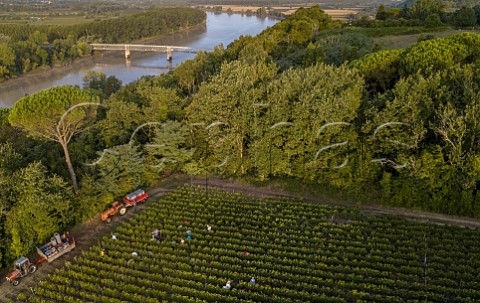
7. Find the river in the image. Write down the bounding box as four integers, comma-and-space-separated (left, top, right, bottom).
0, 12, 278, 108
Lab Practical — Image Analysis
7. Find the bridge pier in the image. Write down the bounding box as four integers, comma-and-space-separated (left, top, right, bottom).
125, 47, 131, 60
167, 47, 172, 61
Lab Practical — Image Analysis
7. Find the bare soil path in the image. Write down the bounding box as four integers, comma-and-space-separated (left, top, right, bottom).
2, 173, 480, 301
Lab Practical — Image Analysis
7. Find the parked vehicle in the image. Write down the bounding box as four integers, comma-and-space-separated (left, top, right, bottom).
122, 189, 148, 206
36, 232, 76, 263
101, 189, 149, 223
101, 201, 127, 223
6, 232, 75, 286
5, 257, 37, 286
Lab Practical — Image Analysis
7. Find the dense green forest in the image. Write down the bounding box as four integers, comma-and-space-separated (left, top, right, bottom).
2, 2, 480, 268
358, 0, 480, 28
0, 7, 206, 81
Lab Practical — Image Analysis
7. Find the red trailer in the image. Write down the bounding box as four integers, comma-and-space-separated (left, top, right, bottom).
101, 189, 149, 223
122, 189, 149, 206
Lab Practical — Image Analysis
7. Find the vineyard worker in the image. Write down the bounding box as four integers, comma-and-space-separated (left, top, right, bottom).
100, 249, 105, 257
112, 234, 117, 240
187, 235, 192, 240
132, 251, 138, 257
223, 281, 231, 289
250, 277, 256, 285
207, 224, 212, 231
152, 229, 160, 240
180, 239, 185, 244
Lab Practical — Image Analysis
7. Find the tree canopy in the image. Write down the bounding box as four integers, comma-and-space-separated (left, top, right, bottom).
9, 86, 99, 193
4, 5, 480, 268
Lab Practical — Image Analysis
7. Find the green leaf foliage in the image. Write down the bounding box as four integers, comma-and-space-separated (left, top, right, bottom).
187, 60, 278, 175
9, 85, 98, 141
0, 108, 10, 126
9, 85, 100, 193
351, 49, 403, 93
6, 6, 480, 273
452, 6, 477, 28
4, 162, 72, 260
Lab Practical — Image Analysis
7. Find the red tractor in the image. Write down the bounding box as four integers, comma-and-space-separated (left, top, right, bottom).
6, 232, 75, 286
101, 189, 149, 223
6, 257, 37, 286
101, 201, 127, 223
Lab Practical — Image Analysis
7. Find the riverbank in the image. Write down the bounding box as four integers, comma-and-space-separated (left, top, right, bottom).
0, 12, 278, 107
196, 4, 362, 21
0, 22, 208, 108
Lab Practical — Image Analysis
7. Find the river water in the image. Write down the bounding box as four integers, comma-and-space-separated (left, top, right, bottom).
0, 12, 278, 107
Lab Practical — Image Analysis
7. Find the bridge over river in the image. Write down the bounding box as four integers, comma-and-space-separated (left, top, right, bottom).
89, 44, 209, 61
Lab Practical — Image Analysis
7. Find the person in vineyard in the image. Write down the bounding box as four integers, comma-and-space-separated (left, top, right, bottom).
250, 277, 256, 285
207, 224, 212, 231
112, 234, 117, 240
223, 281, 231, 289
152, 229, 163, 241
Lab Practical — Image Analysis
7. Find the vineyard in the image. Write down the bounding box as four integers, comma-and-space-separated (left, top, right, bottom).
16, 186, 480, 303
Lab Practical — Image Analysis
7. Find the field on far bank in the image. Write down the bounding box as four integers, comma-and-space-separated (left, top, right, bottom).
375, 28, 480, 50
200, 4, 363, 20
322, 8, 362, 20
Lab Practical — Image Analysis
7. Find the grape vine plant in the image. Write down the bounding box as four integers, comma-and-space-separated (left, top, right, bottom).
18, 186, 480, 303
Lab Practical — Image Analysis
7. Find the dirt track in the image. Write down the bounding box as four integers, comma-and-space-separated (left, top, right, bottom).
2, 174, 480, 301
